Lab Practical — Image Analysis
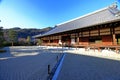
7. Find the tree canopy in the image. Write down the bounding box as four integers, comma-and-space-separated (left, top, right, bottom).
0, 27, 4, 47
26, 36, 31, 45
8, 29, 18, 46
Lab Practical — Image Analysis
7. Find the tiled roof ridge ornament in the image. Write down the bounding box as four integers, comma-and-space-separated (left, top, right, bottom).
109, 2, 120, 17
109, 2, 118, 8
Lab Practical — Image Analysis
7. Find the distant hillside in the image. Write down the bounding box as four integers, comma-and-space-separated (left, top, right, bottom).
3, 27, 52, 39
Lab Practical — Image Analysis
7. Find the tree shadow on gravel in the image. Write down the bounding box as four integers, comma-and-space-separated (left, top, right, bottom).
0, 47, 64, 80
0, 47, 14, 59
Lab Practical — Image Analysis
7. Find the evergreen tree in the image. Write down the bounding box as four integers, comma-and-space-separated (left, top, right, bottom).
0, 27, 4, 47
26, 36, 31, 45
8, 29, 18, 46
38, 39, 42, 45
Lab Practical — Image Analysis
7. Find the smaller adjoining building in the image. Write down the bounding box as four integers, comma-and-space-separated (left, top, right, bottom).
35, 4, 120, 52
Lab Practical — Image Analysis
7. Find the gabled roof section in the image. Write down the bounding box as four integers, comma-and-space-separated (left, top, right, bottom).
36, 4, 120, 38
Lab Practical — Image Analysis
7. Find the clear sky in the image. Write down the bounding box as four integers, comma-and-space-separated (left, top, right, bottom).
0, 0, 120, 29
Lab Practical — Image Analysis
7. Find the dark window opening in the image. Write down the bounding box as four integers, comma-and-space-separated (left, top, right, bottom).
89, 36, 102, 44
116, 34, 120, 45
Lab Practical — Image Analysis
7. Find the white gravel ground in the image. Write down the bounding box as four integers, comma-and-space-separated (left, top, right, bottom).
0, 46, 120, 80
64, 48, 120, 61
57, 53, 120, 80
0, 46, 63, 80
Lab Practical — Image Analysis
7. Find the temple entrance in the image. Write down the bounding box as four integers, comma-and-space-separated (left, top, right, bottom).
61, 35, 71, 46
89, 36, 102, 44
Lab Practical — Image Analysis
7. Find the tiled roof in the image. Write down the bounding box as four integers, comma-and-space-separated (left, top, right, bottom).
36, 4, 120, 38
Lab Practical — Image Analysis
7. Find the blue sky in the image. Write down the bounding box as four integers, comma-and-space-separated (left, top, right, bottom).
0, 0, 119, 29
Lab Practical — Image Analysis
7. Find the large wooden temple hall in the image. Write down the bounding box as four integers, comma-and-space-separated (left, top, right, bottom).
35, 4, 120, 52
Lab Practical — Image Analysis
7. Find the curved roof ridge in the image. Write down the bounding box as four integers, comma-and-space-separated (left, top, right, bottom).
35, 4, 120, 38
57, 7, 109, 26
57, 3, 120, 26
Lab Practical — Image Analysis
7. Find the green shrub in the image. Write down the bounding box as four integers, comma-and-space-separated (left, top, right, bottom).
2, 41, 11, 46
2, 41, 21, 46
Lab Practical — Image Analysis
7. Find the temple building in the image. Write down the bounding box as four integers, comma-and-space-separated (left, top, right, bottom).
35, 4, 120, 51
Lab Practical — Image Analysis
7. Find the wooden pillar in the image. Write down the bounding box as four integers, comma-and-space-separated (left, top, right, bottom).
58, 36, 62, 45
112, 25, 117, 45
49, 37, 50, 43
77, 33, 79, 45
112, 34, 117, 45
48, 37, 50, 46
98, 26, 100, 36
77, 37, 79, 45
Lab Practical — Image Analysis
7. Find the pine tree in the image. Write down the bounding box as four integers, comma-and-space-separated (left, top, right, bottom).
0, 27, 4, 47
8, 29, 18, 46
26, 36, 31, 45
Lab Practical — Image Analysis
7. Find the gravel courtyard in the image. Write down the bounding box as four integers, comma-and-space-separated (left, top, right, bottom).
57, 53, 120, 80
0, 46, 63, 80
1, 46, 120, 80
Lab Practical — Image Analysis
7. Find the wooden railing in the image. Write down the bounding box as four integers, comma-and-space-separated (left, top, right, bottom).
73, 44, 120, 53
41, 43, 59, 46
40, 43, 120, 53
